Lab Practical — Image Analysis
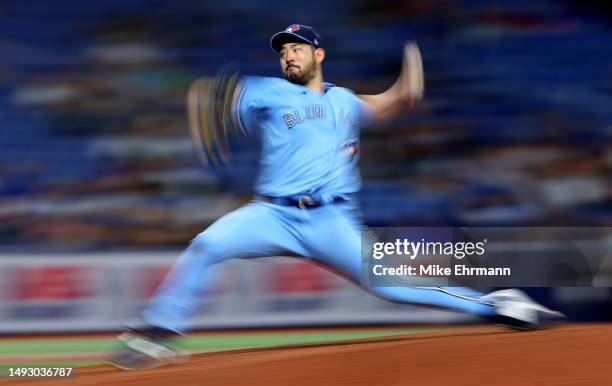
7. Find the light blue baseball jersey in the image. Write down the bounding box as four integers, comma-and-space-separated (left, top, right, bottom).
237, 76, 372, 199
142, 75, 498, 335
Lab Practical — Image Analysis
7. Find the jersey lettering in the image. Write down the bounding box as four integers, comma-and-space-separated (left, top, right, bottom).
282, 104, 325, 129
339, 107, 359, 129
282, 114, 296, 128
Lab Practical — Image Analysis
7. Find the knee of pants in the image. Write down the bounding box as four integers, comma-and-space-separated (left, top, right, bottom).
187, 233, 228, 265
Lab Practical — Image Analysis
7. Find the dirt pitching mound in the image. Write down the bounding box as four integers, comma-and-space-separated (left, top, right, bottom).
10, 323, 611, 386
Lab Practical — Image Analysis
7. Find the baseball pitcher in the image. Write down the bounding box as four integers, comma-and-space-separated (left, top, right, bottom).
109, 24, 564, 370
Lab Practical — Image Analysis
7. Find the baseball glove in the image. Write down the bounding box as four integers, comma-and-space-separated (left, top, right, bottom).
187, 63, 242, 168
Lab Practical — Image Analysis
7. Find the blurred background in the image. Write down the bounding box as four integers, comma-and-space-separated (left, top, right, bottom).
0, 0, 611, 332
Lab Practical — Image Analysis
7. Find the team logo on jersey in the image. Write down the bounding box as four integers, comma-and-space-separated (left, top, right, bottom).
286, 25, 301, 32
341, 139, 360, 159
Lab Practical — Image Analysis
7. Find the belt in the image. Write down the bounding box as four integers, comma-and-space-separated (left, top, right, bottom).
255, 195, 346, 209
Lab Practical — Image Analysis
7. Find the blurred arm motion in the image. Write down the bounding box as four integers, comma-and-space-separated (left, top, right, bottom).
358, 41, 425, 123
186, 64, 241, 168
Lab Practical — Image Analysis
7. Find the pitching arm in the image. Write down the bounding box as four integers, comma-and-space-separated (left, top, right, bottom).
358, 41, 425, 125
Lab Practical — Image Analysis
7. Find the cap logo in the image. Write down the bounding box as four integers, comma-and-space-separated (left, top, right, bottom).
286, 24, 301, 32
314, 38, 319, 46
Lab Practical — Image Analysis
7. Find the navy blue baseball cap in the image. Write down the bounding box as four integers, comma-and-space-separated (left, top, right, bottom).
270, 24, 324, 53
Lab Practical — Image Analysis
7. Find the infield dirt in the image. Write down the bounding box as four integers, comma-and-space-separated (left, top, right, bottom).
5, 323, 610, 386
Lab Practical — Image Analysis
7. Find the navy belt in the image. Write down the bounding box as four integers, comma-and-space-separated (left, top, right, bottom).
255, 195, 346, 209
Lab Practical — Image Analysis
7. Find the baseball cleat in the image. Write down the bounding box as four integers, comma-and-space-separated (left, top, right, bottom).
482, 289, 566, 330
107, 328, 189, 370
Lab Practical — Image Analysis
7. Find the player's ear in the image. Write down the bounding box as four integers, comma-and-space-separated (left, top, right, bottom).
315, 47, 325, 64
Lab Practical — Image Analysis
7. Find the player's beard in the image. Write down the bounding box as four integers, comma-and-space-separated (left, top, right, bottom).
283, 56, 317, 85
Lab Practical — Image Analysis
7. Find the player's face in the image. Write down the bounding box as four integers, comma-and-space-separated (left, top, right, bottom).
279, 43, 320, 85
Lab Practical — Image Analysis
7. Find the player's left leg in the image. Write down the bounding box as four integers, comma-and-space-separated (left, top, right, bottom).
302, 201, 563, 327
301, 202, 497, 317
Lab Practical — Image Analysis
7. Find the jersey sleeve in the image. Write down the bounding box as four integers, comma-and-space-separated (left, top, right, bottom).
355, 96, 375, 128
342, 87, 374, 129
235, 76, 269, 135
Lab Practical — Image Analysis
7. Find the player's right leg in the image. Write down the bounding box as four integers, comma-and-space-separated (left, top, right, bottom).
142, 202, 302, 335
109, 201, 302, 369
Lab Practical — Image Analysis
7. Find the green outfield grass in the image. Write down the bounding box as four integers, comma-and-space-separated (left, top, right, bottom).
0, 328, 443, 370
